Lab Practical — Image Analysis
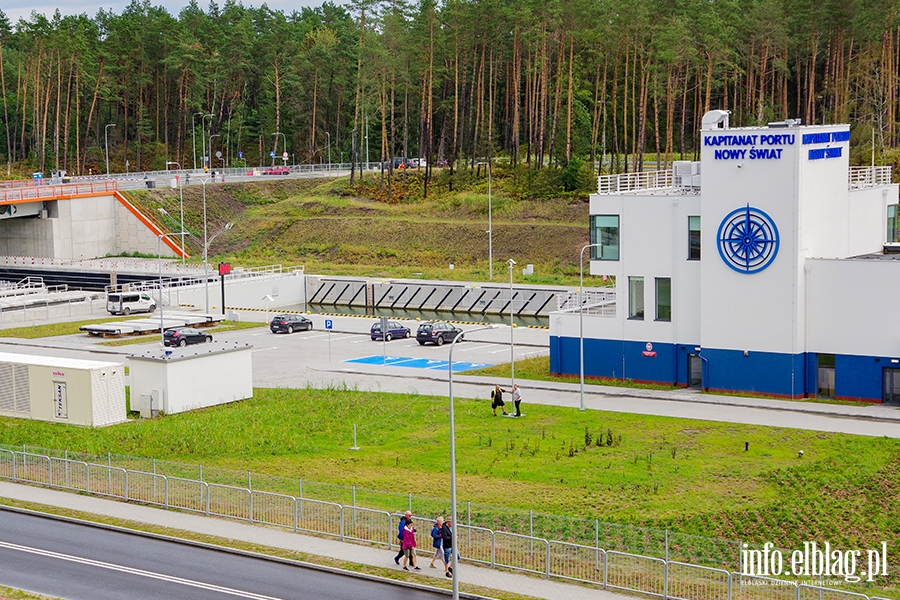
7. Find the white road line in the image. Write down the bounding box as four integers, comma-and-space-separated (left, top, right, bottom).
0, 540, 285, 600
252, 347, 278, 352
459, 344, 495, 352
489, 348, 512, 354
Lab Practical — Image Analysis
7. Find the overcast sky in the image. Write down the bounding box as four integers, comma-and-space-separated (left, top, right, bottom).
3, 0, 329, 26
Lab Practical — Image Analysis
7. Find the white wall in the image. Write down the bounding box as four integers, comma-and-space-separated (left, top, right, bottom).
586, 192, 701, 344
129, 345, 253, 416
806, 258, 900, 357
699, 125, 806, 354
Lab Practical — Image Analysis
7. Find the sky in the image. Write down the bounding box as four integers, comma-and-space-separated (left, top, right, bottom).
2, 0, 329, 25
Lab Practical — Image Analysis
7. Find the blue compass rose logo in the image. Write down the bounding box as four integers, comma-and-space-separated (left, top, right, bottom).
716, 205, 780, 273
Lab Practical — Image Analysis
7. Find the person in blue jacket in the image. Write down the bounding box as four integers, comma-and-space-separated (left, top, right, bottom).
429, 516, 444, 568
393, 510, 411, 565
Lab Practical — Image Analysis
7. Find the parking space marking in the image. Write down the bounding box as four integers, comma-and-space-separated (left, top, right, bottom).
346, 355, 491, 372
459, 344, 496, 352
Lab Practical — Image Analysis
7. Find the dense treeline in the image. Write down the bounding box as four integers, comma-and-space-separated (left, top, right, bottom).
1, 0, 900, 190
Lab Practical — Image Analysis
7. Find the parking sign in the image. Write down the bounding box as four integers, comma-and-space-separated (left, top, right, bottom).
325, 319, 333, 330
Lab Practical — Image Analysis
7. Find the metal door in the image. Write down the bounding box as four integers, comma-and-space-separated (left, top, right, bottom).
688, 354, 702, 388
884, 368, 900, 403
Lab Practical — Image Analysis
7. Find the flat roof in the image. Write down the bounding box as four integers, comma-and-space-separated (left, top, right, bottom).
0, 351, 123, 370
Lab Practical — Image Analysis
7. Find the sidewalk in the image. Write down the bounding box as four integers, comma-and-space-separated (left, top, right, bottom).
0, 481, 631, 600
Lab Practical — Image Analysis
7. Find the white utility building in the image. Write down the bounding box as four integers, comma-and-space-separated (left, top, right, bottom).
551, 110, 900, 402
0, 352, 126, 426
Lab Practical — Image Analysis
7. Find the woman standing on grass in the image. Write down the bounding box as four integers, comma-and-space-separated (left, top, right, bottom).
429, 517, 444, 568
401, 519, 420, 571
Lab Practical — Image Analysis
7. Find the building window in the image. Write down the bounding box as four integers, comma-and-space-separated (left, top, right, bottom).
688, 216, 701, 260
590, 215, 619, 260
888, 205, 898, 243
628, 277, 644, 319
655, 277, 671, 321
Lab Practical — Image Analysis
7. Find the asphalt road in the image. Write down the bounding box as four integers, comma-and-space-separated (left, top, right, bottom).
0, 508, 448, 600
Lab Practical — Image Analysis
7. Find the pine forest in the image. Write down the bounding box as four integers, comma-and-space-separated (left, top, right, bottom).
2, 0, 900, 184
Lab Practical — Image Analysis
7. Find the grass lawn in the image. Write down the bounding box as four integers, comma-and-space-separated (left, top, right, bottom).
4, 386, 899, 581
470, 355, 680, 390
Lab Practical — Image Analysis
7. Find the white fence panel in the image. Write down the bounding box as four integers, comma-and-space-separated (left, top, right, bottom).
548, 540, 604, 584
668, 561, 731, 600
606, 551, 666, 598
208, 484, 250, 521
125, 470, 167, 506
251, 491, 296, 529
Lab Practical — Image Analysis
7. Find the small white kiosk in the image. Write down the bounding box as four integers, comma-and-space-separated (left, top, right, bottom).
128, 343, 253, 417
0, 352, 126, 427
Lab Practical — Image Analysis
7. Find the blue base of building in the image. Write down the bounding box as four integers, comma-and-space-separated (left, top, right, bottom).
550, 336, 890, 402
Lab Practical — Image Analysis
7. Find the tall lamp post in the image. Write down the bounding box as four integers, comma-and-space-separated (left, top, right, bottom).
326, 132, 331, 171
157, 232, 185, 345
209, 134, 221, 171
448, 324, 495, 600
104, 123, 116, 176
202, 114, 214, 170
192, 112, 203, 170
488, 161, 493, 280
579, 243, 603, 411
272, 131, 287, 166
508, 258, 516, 386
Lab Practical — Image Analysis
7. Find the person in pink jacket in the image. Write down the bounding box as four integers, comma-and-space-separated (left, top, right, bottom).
401, 519, 420, 570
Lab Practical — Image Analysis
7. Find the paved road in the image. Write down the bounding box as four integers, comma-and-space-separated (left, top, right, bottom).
0, 508, 450, 600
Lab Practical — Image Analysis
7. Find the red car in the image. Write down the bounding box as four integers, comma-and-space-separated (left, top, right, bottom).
263, 166, 290, 175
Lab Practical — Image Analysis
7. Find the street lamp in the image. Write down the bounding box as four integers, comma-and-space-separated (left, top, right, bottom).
508, 258, 516, 386
208, 134, 221, 171
157, 232, 185, 345
192, 112, 203, 171
104, 123, 116, 176
579, 243, 603, 411
272, 131, 287, 166
202, 114, 214, 169
448, 324, 495, 600
326, 132, 331, 171
488, 161, 493, 279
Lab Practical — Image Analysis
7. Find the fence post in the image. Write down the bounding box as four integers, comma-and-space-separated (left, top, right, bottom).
664, 560, 668, 600
545, 540, 550, 579
665, 528, 669, 562
248, 471, 251, 490
595, 519, 600, 570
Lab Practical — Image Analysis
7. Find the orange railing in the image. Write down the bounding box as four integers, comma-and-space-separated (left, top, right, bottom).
0, 180, 118, 203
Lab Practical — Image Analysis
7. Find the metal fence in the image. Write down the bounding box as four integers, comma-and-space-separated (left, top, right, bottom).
0, 448, 893, 600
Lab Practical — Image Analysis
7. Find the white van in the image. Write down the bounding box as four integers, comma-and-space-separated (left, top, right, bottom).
106, 292, 157, 315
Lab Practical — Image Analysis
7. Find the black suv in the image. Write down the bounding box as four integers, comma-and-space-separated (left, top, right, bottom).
416, 321, 463, 346
270, 314, 313, 334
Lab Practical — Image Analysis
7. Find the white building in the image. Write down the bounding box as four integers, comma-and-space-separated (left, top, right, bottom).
550, 110, 900, 402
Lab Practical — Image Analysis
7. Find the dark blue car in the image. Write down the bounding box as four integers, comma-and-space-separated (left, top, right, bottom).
370, 320, 410, 341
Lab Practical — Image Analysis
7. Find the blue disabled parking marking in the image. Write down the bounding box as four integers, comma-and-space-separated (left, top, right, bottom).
346, 355, 492, 372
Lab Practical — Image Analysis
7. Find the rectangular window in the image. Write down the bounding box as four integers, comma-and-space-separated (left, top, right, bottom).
590, 215, 619, 260
628, 276, 644, 319
688, 216, 701, 260
655, 277, 671, 321
888, 205, 898, 243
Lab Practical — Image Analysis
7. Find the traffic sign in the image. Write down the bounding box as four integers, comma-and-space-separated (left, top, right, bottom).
325, 319, 333, 330
282, 151, 289, 159
270, 151, 275, 158
238, 151, 243, 158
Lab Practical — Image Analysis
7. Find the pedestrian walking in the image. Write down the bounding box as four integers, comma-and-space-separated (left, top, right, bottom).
491, 384, 508, 416
393, 510, 411, 565
401, 519, 420, 570
440, 518, 456, 577
429, 517, 444, 568
512, 383, 523, 417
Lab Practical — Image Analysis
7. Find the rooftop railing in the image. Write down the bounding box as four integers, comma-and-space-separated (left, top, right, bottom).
848, 165, 892, 189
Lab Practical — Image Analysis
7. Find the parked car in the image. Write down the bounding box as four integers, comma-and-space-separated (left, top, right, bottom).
163, 327, 213, 347
270, 314, 313, 334
106, 292, 156, 315
370, 320, 410, 341
263, 166, 290, 175
416, 321, 463, 346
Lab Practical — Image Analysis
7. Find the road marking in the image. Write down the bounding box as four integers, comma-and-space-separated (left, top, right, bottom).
459, 344, 495, 352
252, 347, 278, 352
489, 348, 512, 354
0, 540, 286, 600
250, 332, 271, 337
